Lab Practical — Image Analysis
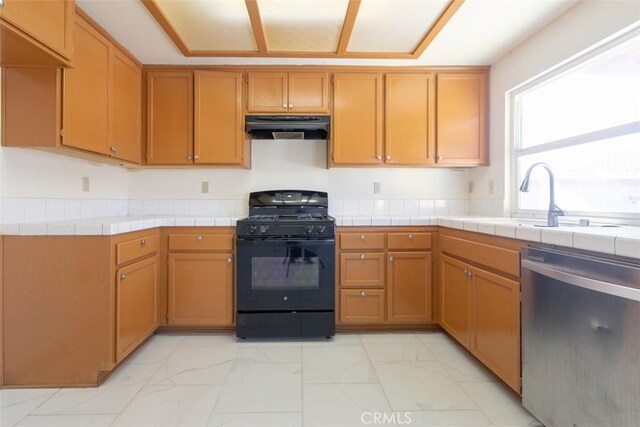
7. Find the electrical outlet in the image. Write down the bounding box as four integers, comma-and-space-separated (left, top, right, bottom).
373, 182, 382, 194
201, 181, 209, 194
489, 179, 495, 194
468, 181, 475, 194
81, 177, 90, 192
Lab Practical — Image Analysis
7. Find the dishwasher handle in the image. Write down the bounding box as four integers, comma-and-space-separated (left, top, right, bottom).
522, 259, 640, 302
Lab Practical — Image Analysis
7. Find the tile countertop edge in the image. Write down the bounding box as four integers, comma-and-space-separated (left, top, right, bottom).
1, 216, 638, 260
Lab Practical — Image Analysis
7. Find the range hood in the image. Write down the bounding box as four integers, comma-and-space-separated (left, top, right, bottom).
245, 116, 329, 140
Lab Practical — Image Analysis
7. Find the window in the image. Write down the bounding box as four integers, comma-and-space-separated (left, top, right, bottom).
512, 29, 640, 221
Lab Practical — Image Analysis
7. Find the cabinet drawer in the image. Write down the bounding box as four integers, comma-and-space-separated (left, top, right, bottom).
340, 233, 385, 250
168, 233, 234, 251
340, 253, 385, 288
387, 232, 431, 250
440, 235, 519, 277
340, 289, 385, 324
117, 234, 159, 265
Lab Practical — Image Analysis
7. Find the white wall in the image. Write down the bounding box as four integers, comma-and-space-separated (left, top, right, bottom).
470, 0, 640, 214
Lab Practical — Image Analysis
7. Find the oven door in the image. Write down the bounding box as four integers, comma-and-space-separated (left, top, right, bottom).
236, 238, 335, 311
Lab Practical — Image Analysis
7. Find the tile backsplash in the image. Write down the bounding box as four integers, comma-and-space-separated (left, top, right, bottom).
1, 198, 128, 224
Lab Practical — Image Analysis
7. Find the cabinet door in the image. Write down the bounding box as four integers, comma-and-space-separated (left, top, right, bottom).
340, 289, 385, 324
385, 73, 435, 165
332, 73, 382, 165
247, 72, 287, 113
194, 71, 244, 165
168, 253, 234, 326
436, 73, 487, 165
439, 255, 472, 347
472, 267, 520, 392
340, 252, 385, 288
116, 256, 158, 363
387, 252, 432, 323
288, 72, 329, 114
110, 50, 141, 163
63, 17, 109, 155
146, 72, 193, 164
0, 0, 74, 64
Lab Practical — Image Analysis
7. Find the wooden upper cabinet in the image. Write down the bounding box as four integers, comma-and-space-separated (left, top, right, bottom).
0, 0, 74, 66
287, 73, 329, 114
146, 72, 194, 164
439, 254, 472, 347
246, 72, 329, 114
385, 73, 435, 165
194, 71, 245, 165
386, 251, 432, 323
436, 73, 488, 166
247, 72, 288, 113
63, 17, 110, 155
332, 73, 382, 165
110, 50, 141, 163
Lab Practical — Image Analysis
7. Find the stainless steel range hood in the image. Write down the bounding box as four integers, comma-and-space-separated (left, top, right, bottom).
245, 116, 330, 140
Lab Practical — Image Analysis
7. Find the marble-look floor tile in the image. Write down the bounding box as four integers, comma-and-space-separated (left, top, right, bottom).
237, 337, 302, 347
207, 412, 302, 426
303, 384, 391, 427
404, 410, 493, 426
302, 333, 361, 347
235, 346, 302, 364
361, 333, 435, 362
461, 381, 540, 427
214, 363, 301, 413
113, 385, 221, 427
16, 414, 116, 426
126, 334, 185, 364
415, 332, 456, 347
374, 361, 477, 411
0, 389, 58, 427
302, 345, 378, 384
428, 341, 496, 382
33, 363, 159, 415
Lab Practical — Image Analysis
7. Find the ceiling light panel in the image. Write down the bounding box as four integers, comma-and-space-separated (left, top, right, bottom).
258, 0, 350, 52
348, 0, 450, 53
155, 0, 257, 51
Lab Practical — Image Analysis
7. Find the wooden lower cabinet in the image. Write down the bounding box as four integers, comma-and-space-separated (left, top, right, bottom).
387, 251, 432, 323
439, 255, 472, 346
167, 253, 234, 326
116, 256, 159, 363
340, 289, 385, 324
340, 252, 385, 288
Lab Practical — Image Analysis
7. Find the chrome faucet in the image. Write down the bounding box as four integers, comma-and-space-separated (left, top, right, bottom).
519, 162, 564, 227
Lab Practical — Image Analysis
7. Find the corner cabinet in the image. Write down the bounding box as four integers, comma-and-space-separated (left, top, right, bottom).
436, 73, 488, 166
246, 72, 329, 114
0, 0, 74, 66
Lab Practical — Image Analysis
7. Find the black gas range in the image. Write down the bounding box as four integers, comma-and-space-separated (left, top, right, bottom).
235, 190, 335, 339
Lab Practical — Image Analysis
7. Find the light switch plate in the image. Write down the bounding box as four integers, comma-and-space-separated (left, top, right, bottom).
81, 177, 90, 192
373, 182, 382, 194
201, 181, 209, 194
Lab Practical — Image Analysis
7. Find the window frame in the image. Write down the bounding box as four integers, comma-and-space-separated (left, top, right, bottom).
509, 25, 640, 224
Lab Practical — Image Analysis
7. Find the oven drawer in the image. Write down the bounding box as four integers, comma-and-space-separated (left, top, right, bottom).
169, 233, 234, 251
388, 232, 432, 250
340, 289, 385, 324
340, 233, 385, 250
117, 234, 159, 265
340, 252, 385, 288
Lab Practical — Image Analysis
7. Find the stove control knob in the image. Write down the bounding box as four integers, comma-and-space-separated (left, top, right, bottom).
259, 225, 269, 234
317, 225, 326, 233
305, 225, 314, 235
248, 225, 257, 234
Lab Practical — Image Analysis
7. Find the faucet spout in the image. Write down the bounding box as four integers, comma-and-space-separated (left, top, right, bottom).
519, 162, 564, 227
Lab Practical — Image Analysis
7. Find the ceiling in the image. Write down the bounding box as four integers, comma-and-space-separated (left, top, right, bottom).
77, 0, 579, 65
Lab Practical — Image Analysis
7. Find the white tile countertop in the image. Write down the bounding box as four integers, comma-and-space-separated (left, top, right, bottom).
1, 215, 638, 259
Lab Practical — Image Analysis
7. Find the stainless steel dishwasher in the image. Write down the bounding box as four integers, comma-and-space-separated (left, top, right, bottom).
521, 245, 640, 427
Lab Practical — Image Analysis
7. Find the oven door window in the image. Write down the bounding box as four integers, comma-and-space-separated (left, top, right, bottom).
252, 246, 321, 290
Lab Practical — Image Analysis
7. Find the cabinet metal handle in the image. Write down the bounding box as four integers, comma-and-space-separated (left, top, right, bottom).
438, 155, 444, 161
386, 155, 391, 160
120, 274, 126, 281
389, 256, 394, 262
408, 234, 413, 240
187, 156, 192, 161
196, 235, 203, 241
288, 104, 293, 109
110, 146, 117, 153
194, 154, 199, 160
360, 254, 365, 260
282, 104, 287, 109
360, 291, 366, 297
360, 234, 365, 240
376, 155, 382, 160
140, 239, 146, 246
227, 257, 232, 263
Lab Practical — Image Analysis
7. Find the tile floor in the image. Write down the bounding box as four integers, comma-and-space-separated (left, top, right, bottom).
0, 332, 542, 427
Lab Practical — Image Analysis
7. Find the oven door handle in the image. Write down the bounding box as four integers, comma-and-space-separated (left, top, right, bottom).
237, 238, 335, 245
